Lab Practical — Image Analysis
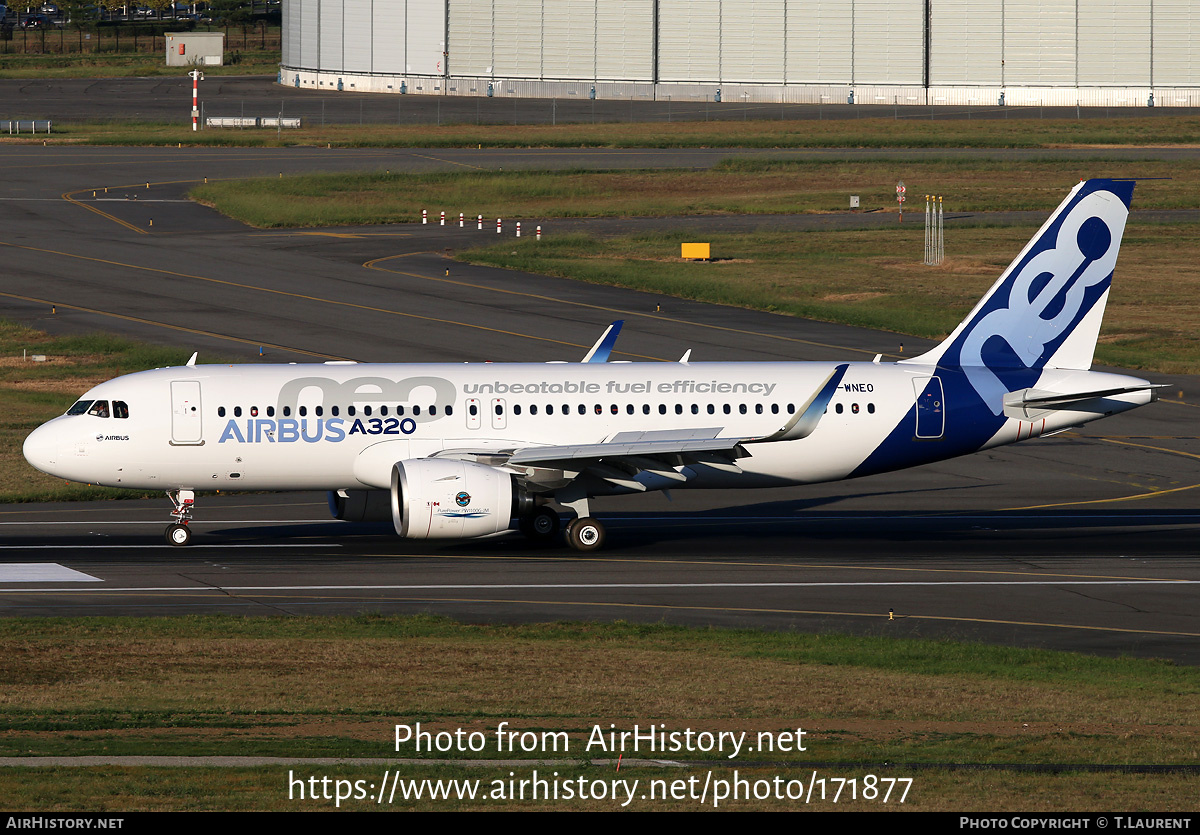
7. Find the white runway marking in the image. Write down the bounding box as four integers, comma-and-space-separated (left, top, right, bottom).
0, 545, 338, 550
1, 580, 1194, 593
0, 564, 101, 583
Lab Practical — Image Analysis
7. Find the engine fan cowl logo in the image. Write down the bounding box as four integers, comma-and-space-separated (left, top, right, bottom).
455, 492, 471, 507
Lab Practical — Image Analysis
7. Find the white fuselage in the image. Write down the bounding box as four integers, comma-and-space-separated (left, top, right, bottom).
23, 359, 1153, 496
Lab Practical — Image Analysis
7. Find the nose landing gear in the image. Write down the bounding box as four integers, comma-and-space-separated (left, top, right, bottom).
165, 489, 195, 546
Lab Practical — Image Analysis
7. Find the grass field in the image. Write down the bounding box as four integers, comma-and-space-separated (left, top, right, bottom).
190, 161, 1200, 374
459, 222, 1200, 374
0, 320, 201, 502
0, 616, 1196, 811
9, 111, 1200, 149
189, 157, 1200, 228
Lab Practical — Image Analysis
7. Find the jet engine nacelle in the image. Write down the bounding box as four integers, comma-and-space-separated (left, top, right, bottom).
327, 489, 392, 522
391, 458, 529, 539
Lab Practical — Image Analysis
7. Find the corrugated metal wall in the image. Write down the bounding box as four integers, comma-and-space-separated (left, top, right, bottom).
930, 0, 1003, 86
282, 0, 1200, 96
1153, 0, 1200, 88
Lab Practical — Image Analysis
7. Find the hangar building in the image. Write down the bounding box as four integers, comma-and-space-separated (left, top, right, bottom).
280, 0, 1200, 107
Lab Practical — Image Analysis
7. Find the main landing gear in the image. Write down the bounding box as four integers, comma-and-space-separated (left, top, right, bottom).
520, 498, 607, 552
165, 489, 195, 546
518, 506, 561, 543
565, 516, 605, 552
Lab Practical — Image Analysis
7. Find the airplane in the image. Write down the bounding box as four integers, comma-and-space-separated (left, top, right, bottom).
23, 178, 1162, 551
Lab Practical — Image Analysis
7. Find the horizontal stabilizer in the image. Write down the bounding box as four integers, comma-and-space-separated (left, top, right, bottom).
1003, 383, 1165, 419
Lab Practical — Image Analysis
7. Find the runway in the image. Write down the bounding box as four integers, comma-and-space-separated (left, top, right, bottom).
1, 144, 1198, 662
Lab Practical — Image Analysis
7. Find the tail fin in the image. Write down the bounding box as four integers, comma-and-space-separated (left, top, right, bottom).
903, 178, 1134, 414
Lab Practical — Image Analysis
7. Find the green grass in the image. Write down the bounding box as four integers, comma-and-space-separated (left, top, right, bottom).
0, 319, 209, 502
13, 112, 1200, 149
0, 50, 282, 78
190, 159, 1200, 228
459, 223, 1200, 374
0, 616, 1196, 810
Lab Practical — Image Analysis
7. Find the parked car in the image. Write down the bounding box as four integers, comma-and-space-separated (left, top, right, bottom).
39, 3, 59, 14
21, 12, 50, 27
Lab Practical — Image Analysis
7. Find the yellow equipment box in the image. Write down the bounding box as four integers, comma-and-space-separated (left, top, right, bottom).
681, 242, 711, 260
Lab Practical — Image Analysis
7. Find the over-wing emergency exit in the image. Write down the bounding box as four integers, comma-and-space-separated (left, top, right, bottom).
24, 179, 1161, 550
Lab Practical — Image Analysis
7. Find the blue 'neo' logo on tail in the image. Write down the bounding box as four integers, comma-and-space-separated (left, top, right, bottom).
851, 178, 1135, 479
944, 179, 1134, 415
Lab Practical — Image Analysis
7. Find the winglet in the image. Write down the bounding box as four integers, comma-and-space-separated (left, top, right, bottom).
186, 352, 198, 367
581, 320, 623, 363
754, 364, 848, 443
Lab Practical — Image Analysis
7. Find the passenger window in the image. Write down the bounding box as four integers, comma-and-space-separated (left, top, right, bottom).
674, 404, 683, 415
739, 404, 747, 415
723, 404, 731, 415
707, 404, 715, 414
397, 405, 406, 416
267, 406, 275, 417
113, 401, 129, 419
430, 405, 437, 416
234, 406, 242, 417
578, 404, 585, 415
363, 405, 371, 416
330, 406, 339, 416
251, 406, 259, 417
755, 404, 763, 415
88, 401, 110, 418
445, 405, 453, 416
643, 404, 650, 415
788, 403, 796, 414
771, 404, 779, 415
868, 403, 876, 414
315, 406, 323, 417
546, 404, 555, 415
531, 405, 539, 415
67, 400, 94, 416
491, 404, 499, 416
414, 405, 422, 416
627, 404, 634, 415
379, 405, 387, 416
218, 406, 226, 418
283, 406, 292, 417
852, 403, 860, 414
514, 405, 522, 416
836, 403, 844, 414
469, 404, 477, 416
594, 404, 602, 415
691, 404, 698, 415
299, 406, 307, 417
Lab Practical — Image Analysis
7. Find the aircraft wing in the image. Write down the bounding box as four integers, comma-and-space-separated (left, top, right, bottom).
436, 364, 850, 492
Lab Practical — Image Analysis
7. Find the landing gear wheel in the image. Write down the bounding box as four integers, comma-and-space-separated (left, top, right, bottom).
566, 516, 605, 552
165, 523, 192, 547
520, 507, 561, 541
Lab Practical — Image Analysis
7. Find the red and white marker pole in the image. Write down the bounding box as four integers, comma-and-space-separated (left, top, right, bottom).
422, 209, 427, 224
188, 69, 203, 132
459, 212, 464, 227
440, 211, 445, 226
496, 218, 502, 234
516, 222, 521, 237
477, 215, 482, 230
536, 225, 542, 241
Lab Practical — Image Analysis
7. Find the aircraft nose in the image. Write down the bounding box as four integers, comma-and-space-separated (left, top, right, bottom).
23, 420, 61, 476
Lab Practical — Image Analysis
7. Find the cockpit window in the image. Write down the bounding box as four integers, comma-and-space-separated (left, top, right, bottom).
87, 400, 110, 418
66, 400, 94, 416
113, 401, 129, 419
